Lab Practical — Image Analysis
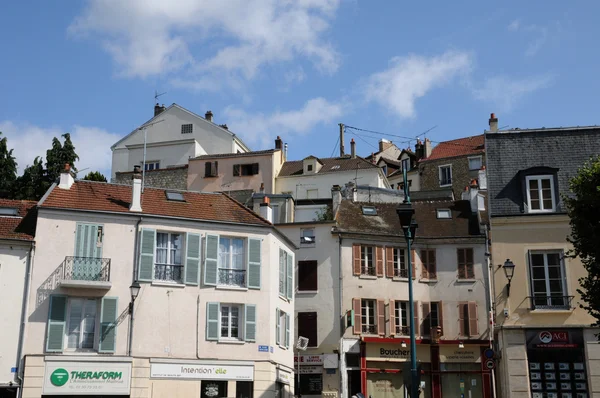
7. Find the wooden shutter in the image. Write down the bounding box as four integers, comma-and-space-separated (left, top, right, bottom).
298, 261, 318, 291
466, 248, 475, 279
279, 249, 285, 296
286, 251, 293, 299
285, 313, 291, 348
233, 164, 241, 176
352, 298, 361, 335
204, 235, 219, 286
468, 302, 479, 336
252, 163, 259, 175
429, 249, 437, 279
411, 249, 416, 279
205, 162, 212, 177
46, 295, 67, 352
138, 228, 156, 282
298, 312, 318, 347
276, 308, 281, 345
75, 223, 102, 258
458, 302, 467, 336
206, 302, 219, 340
438, 301, 444, 336
212, 161, 218, 176
420, 250, 428, 279
353, 244, 361, 275
377, 299, 385, 335
245, 304, 256, 342
376, 246, 384, 277
413, 301, 419, 337
457, 249, 466, 279
247, 238, 261, 289
99, 297, 118, 353
385, 247, 394, 278
185, 233, 201, 285
389, 300, 396, 336
422, 302, 431, 336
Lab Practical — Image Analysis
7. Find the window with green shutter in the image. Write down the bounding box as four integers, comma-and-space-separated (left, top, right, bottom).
99, 297, 118, 353
206, 302, 219, 340
275, 308, 281, 346
204, 235, 219, 286
185, 233, 201, 285
279, 250, 286, 297
138, 228, 156, 282
247, 239, 261, 289
286, 251, 293, 299
46, 295, 67, 353
73, 223, 104, 280
285, 312, 290, 349
245, 304, 256, 342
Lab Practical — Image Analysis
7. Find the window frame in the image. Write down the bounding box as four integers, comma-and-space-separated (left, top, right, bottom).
420, 249, 437, 280
457, 248, 475, 280
220, 303, 243, 341
144, 161, 160, 171
65, 298, 99, 352
181, 124, 193, 134
154, 231, 184, 283
297, 260, 318, 292
394, 301, 409, 336
393, 248, 407, 278
439, 164, 453, 187
360, 246, 375, 276
468, 156, 482, 171
300, 228, 315, 245
297, 312, 318, 348
528, 250, 568, 309
525, 175, 556, 213
277, 309, 287, 347
436, 209, 452, 219
217, 236, 247, 288
361, 299, 376, 334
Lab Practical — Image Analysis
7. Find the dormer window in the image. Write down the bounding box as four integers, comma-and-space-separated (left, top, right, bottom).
307, 164, 313, 172
526, 175, 556, 213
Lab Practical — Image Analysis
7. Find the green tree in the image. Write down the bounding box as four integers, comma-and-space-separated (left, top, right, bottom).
13, 157, 48, 200
0, 132, 17, 196
83, 171, 107, 182
46, 133, 79, 182
565, 155, 600, 326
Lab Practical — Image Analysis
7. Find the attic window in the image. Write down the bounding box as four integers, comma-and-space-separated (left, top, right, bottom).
0, 207, 18, 216
437, 209, 451, 219
165, 191, 185, 202
181, 124, 193, 134
362, 206, 377, 216
331, 165, 340, 170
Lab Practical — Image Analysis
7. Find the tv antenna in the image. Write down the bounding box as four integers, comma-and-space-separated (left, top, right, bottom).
154, 90, 167, 103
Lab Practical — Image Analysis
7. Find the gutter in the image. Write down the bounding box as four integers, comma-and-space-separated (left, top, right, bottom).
15, 241, 35, 398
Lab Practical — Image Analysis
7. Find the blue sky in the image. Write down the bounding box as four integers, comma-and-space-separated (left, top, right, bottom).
0, 1, 597, 177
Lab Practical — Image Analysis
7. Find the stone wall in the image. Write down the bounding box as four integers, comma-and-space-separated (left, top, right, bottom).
419, 155, 486, 197
113, 166, 188, 190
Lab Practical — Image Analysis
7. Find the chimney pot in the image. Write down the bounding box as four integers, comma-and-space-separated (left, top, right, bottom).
129, 166, 143, 212
350, 138, 356, 159
154, 103, 166, 117
259, 198, 273, 223
58, 164, 75, 189
275, 136, 283, 150
205, 110, 213, 122
489, 112, 499, 133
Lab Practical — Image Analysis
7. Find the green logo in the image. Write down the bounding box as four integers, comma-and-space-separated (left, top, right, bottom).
50, 368, 69, 387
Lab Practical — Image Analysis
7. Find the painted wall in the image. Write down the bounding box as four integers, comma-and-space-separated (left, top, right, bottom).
0, 241, 30, 385
126, 141, 197, 173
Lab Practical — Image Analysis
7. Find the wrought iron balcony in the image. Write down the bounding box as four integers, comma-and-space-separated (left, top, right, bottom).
362, 325, 377, 334
395, 326, 410, 336
361, 266, 376, 276
218, 268, 246, 288
528, 295, 574, 310
154, 263, 184, 284
394, 268, 408, 278
60, 256, 111, 289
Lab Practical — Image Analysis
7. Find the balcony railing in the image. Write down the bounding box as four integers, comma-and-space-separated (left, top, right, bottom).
394, 268, 408, 278
395, 325, 410, 336
362, 325, 377, 334
63, 256, 111, 282
361, 266, 376, 276
154, 263, 183, 283
528, 295, 574, 310
218, 268, 246, 287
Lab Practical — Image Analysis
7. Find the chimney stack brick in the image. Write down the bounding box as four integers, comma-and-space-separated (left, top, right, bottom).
489, 112, 498, 132
205, 110, 213, 122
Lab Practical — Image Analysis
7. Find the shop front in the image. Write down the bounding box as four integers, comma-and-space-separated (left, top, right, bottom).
438, 345, 489, 398
294, 355, 324, 397
526, 329, 589, 398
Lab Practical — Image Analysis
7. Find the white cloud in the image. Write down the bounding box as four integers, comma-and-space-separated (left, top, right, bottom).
363, 51, 473, 119
507, 19, 549, 57
0, 121, 120, 177
508, 19, 520, 31
69, 0, 340, 86
472, 74, 554, 112
223, 97, 345, 147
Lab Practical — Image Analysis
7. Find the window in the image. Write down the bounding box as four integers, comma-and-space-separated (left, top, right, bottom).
420, 249, 437, 279
297, 312, 317, 347
422, 302, 441, 336
205, 161, 218, 177
181, 124, 193, 134
526, 175, 556, 212
298, 260, 318, 291
393, 248, 407, 278
439, 165, 452, 187
165, 191, 185, 202
278, 249, 293, 299
218, 237, 246, 287
66, 298, 97, 350
468, 156, 482, 170
458, 302, 478, 337
529, 251, 568, 309
361, 299, 376, 334
307, 164, 313, 172
457, 248, 475, 279
402, 158, 410, 172
202, 380, 227, 398
220, 304, 242, 339
361, 246, 375, 276
362, 206, 377, 216
437, 209, 451, 219
155, 232, 183, 283
306, 189, 318, 199
233, 163, 259, 176
144, 161, 160, 171
236, 381, 254, 398
394, 301, 409, 335
300, 228, 315, 245
276, 309, 290, 348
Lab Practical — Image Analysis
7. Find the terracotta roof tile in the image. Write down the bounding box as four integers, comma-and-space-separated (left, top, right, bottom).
279, 156, 378, 177
422, 134, 484, 162
0, 199, 37, 241
40, 181, 271, 226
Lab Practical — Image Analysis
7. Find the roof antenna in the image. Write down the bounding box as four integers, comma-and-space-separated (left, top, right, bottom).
154, 90, 167, 103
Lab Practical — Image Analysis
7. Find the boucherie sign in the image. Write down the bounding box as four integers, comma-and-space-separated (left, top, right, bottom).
526, 330, 579, 349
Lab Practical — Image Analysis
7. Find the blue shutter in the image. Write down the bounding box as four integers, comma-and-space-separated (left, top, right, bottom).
279, 250, 285, 296
245, 304, 256, 342
285, 312, 290, 349
46, 295, 67, 352
185, 233, 201, 285
247, 239, 261, 289
275, 308, 280, 345
206, 302, 219, 340
138, 228, 156, 282
99, 297, 118, 353
204, 235, 219, 286
286, 251, 293, 299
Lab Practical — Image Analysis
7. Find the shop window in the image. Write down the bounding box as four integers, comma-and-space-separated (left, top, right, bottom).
155, 232, 183, 283
298, 260, 318, 292
297, 312, 317, 347
201, 380, 228, 398
440, 363, 482, 398
526, 175, 556, 213
361, 299, 376, 334
236, 381, 253, 398
296, 373, 323, 396
529, 250, 569, 310
420, 249, 437, 279
457, 248, 475, 279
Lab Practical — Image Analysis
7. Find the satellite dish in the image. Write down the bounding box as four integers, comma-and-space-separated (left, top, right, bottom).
296, 336, 309, 351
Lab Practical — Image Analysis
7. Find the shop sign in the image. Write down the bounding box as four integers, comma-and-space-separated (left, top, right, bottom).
526, 329, 581, 349
150, 363, 254, 381
296, 366, 323, 374
294, 355, 323, 365
439, 346, 481, 363
42, 361, 131, 396
365, 343, 430, 362
277, 369, 292, 385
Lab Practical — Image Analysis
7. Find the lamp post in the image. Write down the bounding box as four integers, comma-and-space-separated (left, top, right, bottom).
128, 281, 141, 356
396, 167, 419, 397
502, 259, 516, 296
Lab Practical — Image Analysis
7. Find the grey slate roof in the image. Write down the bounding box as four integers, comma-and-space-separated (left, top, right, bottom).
486, 127, 600, 217
278, 156, 378, 177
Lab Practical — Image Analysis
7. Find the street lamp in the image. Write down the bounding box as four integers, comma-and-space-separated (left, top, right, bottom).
396, 167, 419, 397
128, 281, 141, 356
502, 259, 516, 296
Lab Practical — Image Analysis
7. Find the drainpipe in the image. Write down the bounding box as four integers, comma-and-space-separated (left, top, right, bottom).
128, 217, 143, 357
485, 225, 497, 398
197, 294, 201, 359
16, 241, 35, 398
337, 233, 345, 398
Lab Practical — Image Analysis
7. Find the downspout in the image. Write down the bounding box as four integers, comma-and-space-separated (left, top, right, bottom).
128, 217, 143, 357
485, 225, 497, 398
16, 241, 35, 398
338, 232, 344, 398
197, 294, 201, 359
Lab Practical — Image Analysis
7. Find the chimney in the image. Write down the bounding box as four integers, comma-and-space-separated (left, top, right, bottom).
461, 179, 483, 213
205, 110, 213, 122
339, 123, 345, 157
350, 139, 356, 159
259, 182, 265, 194
424, 138, 432, 159
154, 103, 166, 117
259, 196, 273, 223
58, 163, 74, 190
414, 139, 424, 160
284, 143, 288, 162
129, 165, 143, 212
275, 136, 283, 150
331, 185, 342, 216
219, 124, 228, 130
379, 138, 392, 152
489, 113, 498, 132
344, 181, 357, 202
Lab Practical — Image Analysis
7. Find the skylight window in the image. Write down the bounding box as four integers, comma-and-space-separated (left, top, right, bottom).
437, 209, 451, 219
0, 207, 18, 216
362, 206, 377, 216
331, 165, 340, 170
165, 191, 185, 202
